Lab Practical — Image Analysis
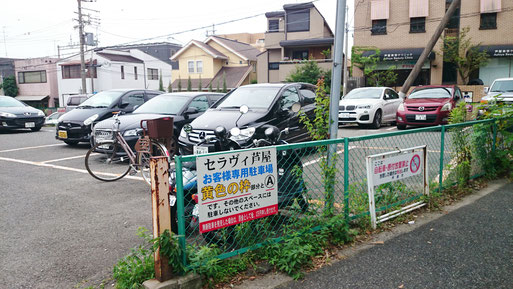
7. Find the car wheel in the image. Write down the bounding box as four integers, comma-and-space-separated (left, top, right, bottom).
64, 140, 79, 146
30, 126, 42, 132
397, 124, 407, 130
371, 110, 382, 129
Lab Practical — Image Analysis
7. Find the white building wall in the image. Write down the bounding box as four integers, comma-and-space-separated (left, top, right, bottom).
129, 49, 172, 91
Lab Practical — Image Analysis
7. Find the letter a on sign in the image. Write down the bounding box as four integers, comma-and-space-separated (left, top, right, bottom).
265, 175, 275, 187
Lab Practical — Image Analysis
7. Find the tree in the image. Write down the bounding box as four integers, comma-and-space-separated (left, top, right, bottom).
216, 79, 220, 92
0, 76, 18, 96
286, 61, 332, 93
208, 82, 213, 92
198, 75, 202, 92
352, 47, 398, 87
440, 27, 489, 84
222, 71, 227, 93
158, 70, 165, 92
177, 76, 182, 92
187, 76, 192, 91
167, 80, 173, 93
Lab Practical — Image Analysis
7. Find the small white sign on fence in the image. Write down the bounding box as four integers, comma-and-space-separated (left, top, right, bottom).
196, 148, 278, 233
366, 145, 428, 229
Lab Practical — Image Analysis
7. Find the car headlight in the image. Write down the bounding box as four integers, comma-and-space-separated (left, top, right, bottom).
397, 103, 405, 112
84, 114, 99, 126
123, 128, 142, 137
230, 127, 256, 141
180, 128, 187, 138
441, 103, 452, 112
357, 105, 371, 109
0, 111, 16, 118
37, 110, 45, 117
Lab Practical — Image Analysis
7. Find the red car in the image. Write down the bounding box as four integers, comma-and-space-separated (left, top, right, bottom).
396, 85, 463, 130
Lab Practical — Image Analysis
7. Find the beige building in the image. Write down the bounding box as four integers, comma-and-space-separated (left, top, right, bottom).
216, 33, 266, 52
353, 0, 513, 87
257, 2, 335, 83
170, 36, 260, 90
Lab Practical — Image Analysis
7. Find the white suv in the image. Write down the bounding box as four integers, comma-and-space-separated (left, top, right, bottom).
482, 78, 513, 103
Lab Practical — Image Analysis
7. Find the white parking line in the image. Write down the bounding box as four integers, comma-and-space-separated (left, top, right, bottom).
0, 156, 144, 181
41, 154, 87, 164
386, 127, 396, 131
0, 143, 65, 153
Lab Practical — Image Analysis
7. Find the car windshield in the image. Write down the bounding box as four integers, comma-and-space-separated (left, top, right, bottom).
0, 96, 25, 107
409, 87, 453, 99
78, 91, 125, 108
490, 80, 513, 92
216, 86, 281, 109
343, 88, 383, 100
134, 95, 189, 115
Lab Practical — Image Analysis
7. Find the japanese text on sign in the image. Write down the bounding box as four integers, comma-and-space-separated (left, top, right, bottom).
196, 148, 278, 233
370, 151, 423, 186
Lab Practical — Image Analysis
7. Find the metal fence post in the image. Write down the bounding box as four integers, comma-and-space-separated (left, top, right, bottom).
343, 138, 350, 222
438, 126, 446, 195
150, 157, 173, 281
174, 155, 187, 268
492, 119, 498, 155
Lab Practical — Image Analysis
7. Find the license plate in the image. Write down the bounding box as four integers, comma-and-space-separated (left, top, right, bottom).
415, 114, 427, 121
340, 113, 351, 118
169, 195, 177, 207
98, 144, 110, 149
25, 122, 35, 128
193, 145, 209, 155
58, 130, 68, 139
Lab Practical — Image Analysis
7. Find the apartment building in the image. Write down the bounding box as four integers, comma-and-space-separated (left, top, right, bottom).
14, 57, 59, 107
353, 0, 512, 86
257, 2, 335, 83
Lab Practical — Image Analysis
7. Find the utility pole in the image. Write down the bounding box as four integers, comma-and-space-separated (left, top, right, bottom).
77, 0, 87, 94
342, 5, 349, 96
2, 26, 7, 57
399, 0, 461, 98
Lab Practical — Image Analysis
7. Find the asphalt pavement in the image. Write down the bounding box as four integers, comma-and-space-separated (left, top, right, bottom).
279, 181, 513, 289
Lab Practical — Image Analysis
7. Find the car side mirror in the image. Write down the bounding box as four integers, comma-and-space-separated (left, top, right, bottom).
119, 101, 130, 109
185, 107, 199, 115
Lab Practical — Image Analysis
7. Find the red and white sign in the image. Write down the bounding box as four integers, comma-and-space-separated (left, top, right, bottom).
196, 148, 278, 233
370, 150, 424, 186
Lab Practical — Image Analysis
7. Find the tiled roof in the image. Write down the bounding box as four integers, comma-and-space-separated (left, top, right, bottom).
209, 36, 260, 61
208, 66, 253, 89
96, 53, 144, 63
192, 40, 228, 59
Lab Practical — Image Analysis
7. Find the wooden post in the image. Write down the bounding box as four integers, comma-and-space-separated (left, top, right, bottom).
150, 156, 173, 281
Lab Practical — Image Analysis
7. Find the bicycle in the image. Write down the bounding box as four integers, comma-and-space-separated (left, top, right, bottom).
84, 114, 172, 184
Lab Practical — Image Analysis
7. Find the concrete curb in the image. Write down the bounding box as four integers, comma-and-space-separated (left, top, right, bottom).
234, 179, 510, 289
143, 273, 202, 289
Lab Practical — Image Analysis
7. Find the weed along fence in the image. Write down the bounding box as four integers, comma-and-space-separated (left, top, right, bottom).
172, 118, 502, 268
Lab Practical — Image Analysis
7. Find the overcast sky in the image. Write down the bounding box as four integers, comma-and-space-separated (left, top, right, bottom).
0, 0, 354, 59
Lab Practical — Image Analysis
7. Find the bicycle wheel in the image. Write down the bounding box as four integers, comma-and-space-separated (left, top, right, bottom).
137, 141, 169, 185
85, 142, 132, 182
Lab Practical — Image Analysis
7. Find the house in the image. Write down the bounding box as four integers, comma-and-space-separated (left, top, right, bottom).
216, 33, 266, 52
56, 48, 173, 106
257, 2, 335, 83
14, 57, 59, 108
353, 0, 513, 86
170, 36, 260, 91
105, 42, 181, 69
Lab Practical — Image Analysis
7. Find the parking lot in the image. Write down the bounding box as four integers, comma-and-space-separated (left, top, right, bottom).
0, 124, 397, 288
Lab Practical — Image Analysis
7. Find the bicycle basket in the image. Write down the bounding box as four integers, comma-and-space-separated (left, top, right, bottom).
142, 117, 174, 139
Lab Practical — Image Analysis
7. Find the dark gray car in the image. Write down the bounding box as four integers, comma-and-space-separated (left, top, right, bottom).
0, 95, 45, 131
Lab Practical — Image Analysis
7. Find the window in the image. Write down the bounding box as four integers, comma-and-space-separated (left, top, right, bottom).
121, 65, 125, 79
120, 92, 145, 109
410, 17, 426, 33
268, 19, 279, 32
268, 62, 280, 70
480, 13, 497, 29
134, 67, 138, 80
188, 95, 209, 112
196, 61, 203, 73
188, 61, 194, 73
371, 19, 387, 35
292, 50, 309, 60
286, 9, 310, 32
280, 87, 300, 110
62, 65, 96, 79
18, 71, 47, 83
147, 68, 158, 80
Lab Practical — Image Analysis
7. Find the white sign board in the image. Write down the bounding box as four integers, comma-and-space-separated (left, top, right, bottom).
370, 151, 423, 186
366, 146, 428, 229
196, 148, 278, 233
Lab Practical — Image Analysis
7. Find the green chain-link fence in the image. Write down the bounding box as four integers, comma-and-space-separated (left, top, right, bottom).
173, 118, 501, 267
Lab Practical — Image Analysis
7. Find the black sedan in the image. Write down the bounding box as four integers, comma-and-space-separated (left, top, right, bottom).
92, 92, 224, 156
0, 95, 45, 131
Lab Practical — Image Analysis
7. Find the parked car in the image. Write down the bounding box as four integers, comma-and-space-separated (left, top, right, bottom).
396, 85, 463, 130
0, 95, 45, 131
45, 112, 64, 126
481, 78, 513, 104
65, 94, 90, 112
178, 83, 317, 155
92, 92, 224, 155
339, 87, 402, 129
56, 89, 163, 145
